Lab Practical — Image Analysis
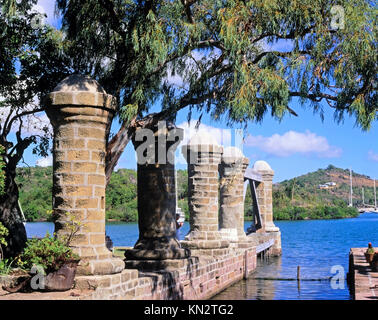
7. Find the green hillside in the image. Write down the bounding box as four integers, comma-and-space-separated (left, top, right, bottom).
15, 166, 188, 222
16, 166, 53, 221
271, 165, 374, 220
15, 164, 370, 222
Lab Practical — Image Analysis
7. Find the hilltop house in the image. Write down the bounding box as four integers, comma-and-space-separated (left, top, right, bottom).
318, 182, 337, 189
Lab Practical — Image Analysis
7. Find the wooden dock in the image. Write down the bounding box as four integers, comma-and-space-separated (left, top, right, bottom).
358, 208, 377, 213
348, 248, 378, 300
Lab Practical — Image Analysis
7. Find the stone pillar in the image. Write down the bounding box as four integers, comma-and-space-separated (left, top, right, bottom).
252, 160, 281, 255
180, 132, 229, 254
45, 75, 125, 275
124, 121, 190, 260
219, 147, 249, 242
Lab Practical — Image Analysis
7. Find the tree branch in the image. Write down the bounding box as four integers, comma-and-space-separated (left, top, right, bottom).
289, 91, 338, 103
252, 50, 310, 64
252, 25, 316, 43
5, 108, 45, 136
105, 118, 135, 185
181, 0, 197, 24
98, 0, 127, 40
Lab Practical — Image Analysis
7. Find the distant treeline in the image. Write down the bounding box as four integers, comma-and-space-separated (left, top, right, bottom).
16, 165, 362, 222
15, 167, 188, 222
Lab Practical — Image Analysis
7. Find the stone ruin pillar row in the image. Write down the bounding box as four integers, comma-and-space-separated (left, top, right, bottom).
180, 135, 229, 252
219, 147, 249, 242
46, 75, 125, 275
254, 181, 266, 234
253, 161, 281, 255
254, 164, 277, 232
124, 122, 190, 261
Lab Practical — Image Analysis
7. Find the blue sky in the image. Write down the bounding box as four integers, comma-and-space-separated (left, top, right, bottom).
108, 99, 378, 183
16, 1, 378, 183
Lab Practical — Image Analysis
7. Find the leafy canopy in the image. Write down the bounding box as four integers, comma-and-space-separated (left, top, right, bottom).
56, 0, 377, 130
0, 222, 8, 248
0, 145, 5, 195
0, 0, 71, 167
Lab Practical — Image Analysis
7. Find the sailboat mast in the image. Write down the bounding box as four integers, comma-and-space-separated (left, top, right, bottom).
374, 178, 377, 209
362, 187, 365, 205
349, 168, 353, 207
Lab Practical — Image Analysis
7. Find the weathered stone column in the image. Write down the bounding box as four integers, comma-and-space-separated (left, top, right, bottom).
219, 147, 249, 242
45, 75, 125, 275
252, 160, 281, 255
180, 132, 229, 254
124, 122, 190, 260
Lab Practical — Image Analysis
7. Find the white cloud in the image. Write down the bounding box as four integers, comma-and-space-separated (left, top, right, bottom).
244, 130, 342, 158
368, 150, 378, 162
175, 120, 234, 165
35, 0, 60, 27
36, 155, 52, 167
177, 120, 231, 146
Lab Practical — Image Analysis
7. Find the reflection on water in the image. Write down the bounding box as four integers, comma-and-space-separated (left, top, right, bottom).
25, 222, 54, 238
212, 258, 351, 300
25, 212, 378, 300
212, 212, 378, 300
25, 221, 191, 246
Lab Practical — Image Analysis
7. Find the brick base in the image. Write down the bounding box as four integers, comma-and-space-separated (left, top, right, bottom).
0, 233, 281, 300
74, 247, 257, 300
76, 257, 125, 275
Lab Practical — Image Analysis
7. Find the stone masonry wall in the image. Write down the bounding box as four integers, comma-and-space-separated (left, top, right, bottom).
74, 247, 257, 300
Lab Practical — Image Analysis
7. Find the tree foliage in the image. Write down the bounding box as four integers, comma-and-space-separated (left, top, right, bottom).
56, 0, 377, 127
52, 0, 378, 181
0, 222, 9, 255
0, 0, 71, 161
0, 0, 71, 257
16, 166, 53, 221
0, 145, 5, 195
105, 169, 138, 221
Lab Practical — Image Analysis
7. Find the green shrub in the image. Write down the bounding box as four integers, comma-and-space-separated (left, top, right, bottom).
18, 233, 79, 274
274, 204, 359, 221
366, 245, 375, 255
0, 145, 5, 196
273, 206, 293, 220
0, 222, 9, 260
0, 259, 14, 275
106, 198, 138, 222
178, 199, 189, 220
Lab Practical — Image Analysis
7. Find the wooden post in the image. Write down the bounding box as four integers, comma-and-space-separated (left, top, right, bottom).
244, 250, 249, 279
297, 266, 301, 281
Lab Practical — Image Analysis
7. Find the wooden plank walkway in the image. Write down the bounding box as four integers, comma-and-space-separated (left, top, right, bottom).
256, 238, 275, 254
348, 248, 378, 300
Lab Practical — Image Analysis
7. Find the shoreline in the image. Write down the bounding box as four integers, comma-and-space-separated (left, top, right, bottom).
27, 213, 368, 224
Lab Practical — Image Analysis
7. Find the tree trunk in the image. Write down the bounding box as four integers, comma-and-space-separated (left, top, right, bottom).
0, 165, 27, 259
105, 113, 164, 185
105, 123, 132, 186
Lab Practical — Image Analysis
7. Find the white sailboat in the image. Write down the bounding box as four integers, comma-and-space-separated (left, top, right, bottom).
358, 177, 377, 213
348, 168, 353, 207
175, 169, 185, 228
